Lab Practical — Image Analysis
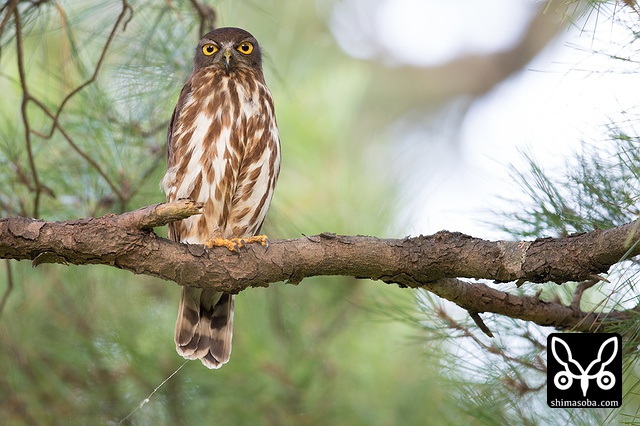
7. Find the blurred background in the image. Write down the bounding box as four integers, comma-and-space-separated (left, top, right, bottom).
1, 0, 639, 424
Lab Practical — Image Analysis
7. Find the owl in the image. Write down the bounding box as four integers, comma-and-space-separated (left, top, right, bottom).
161, 27, 281, 368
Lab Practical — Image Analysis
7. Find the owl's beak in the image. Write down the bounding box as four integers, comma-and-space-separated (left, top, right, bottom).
223, 48, 234, 72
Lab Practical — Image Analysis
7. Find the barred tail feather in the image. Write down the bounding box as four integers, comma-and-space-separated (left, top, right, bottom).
174, 287, 234, 369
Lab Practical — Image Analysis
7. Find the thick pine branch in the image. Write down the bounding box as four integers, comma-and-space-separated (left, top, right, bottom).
1, 200, 639, 332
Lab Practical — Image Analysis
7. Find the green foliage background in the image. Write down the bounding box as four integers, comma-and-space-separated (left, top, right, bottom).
0, 1, 447, 424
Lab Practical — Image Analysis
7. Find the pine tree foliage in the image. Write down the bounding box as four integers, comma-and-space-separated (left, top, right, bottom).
413, 2, 640, 424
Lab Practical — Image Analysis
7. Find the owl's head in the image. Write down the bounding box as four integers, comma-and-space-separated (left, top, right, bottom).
194, 27, 262, 73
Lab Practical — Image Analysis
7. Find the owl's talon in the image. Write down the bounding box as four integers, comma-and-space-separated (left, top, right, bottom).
204, 235, 270, 253
244, 235, 269, 248
204, 238, 240, 252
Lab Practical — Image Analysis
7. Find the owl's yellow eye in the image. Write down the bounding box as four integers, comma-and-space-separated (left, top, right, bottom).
202, 44, 218, 56
237, 42, 253, 55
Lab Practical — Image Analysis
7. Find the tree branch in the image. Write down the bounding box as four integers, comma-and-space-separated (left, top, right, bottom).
1, 201, 639, 331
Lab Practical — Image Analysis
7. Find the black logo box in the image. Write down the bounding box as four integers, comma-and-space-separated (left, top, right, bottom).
547, 333, 622, 408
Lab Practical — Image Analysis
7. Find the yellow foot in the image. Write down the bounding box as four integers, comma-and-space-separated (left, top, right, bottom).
204, 235, 269, 252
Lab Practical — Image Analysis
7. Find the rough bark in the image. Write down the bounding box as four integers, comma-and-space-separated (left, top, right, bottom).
1, 200, 639, 332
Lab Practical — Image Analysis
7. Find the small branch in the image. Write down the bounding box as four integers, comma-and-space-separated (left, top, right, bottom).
0, 1, 17, 61
469, 311, 494, 338
40, 0, 132, 139
13, 4, 42, 217
115, 199, 203, 229
424, 278, 617, 332
13, 1, 133, 214
29, 102, 128, 205
570, 278, 600, 310
188, 0, 217, 36
1, 202, 639, 331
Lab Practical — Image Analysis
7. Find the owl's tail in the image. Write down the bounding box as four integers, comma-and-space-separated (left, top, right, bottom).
174, 287, 234, 369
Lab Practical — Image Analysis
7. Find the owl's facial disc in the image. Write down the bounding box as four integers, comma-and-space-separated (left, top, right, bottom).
194, 31, 261, 73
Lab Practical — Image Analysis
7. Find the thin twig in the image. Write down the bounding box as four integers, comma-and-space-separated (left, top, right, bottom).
18, 1, 133, 212
437, 306, 546, 374
188, 0, 217, 36
118, 360, 188, 424
30, 98, 127, 208
570, 278, 600, 310
40, 0, 132, 139
13, 4, 43, 217
0, 0, 18, 61
469, 311, 494, 338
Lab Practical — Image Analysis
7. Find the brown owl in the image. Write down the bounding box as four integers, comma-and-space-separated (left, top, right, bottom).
161, 27, 281, 368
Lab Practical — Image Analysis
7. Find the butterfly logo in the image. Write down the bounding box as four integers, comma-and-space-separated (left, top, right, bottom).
551, 335, 618, 397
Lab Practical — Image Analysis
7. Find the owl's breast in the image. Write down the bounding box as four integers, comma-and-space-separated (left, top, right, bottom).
164, 67, 278, 242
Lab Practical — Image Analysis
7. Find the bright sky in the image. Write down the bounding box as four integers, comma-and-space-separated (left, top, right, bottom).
331, 0, 640, 239
417, 7, 640, 239
331, 0, 536, 66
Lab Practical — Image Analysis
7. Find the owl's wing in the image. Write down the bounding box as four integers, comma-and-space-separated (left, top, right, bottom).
166, 80, 192, 170
165, 80, 192, 242
227, 93, 281, 237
